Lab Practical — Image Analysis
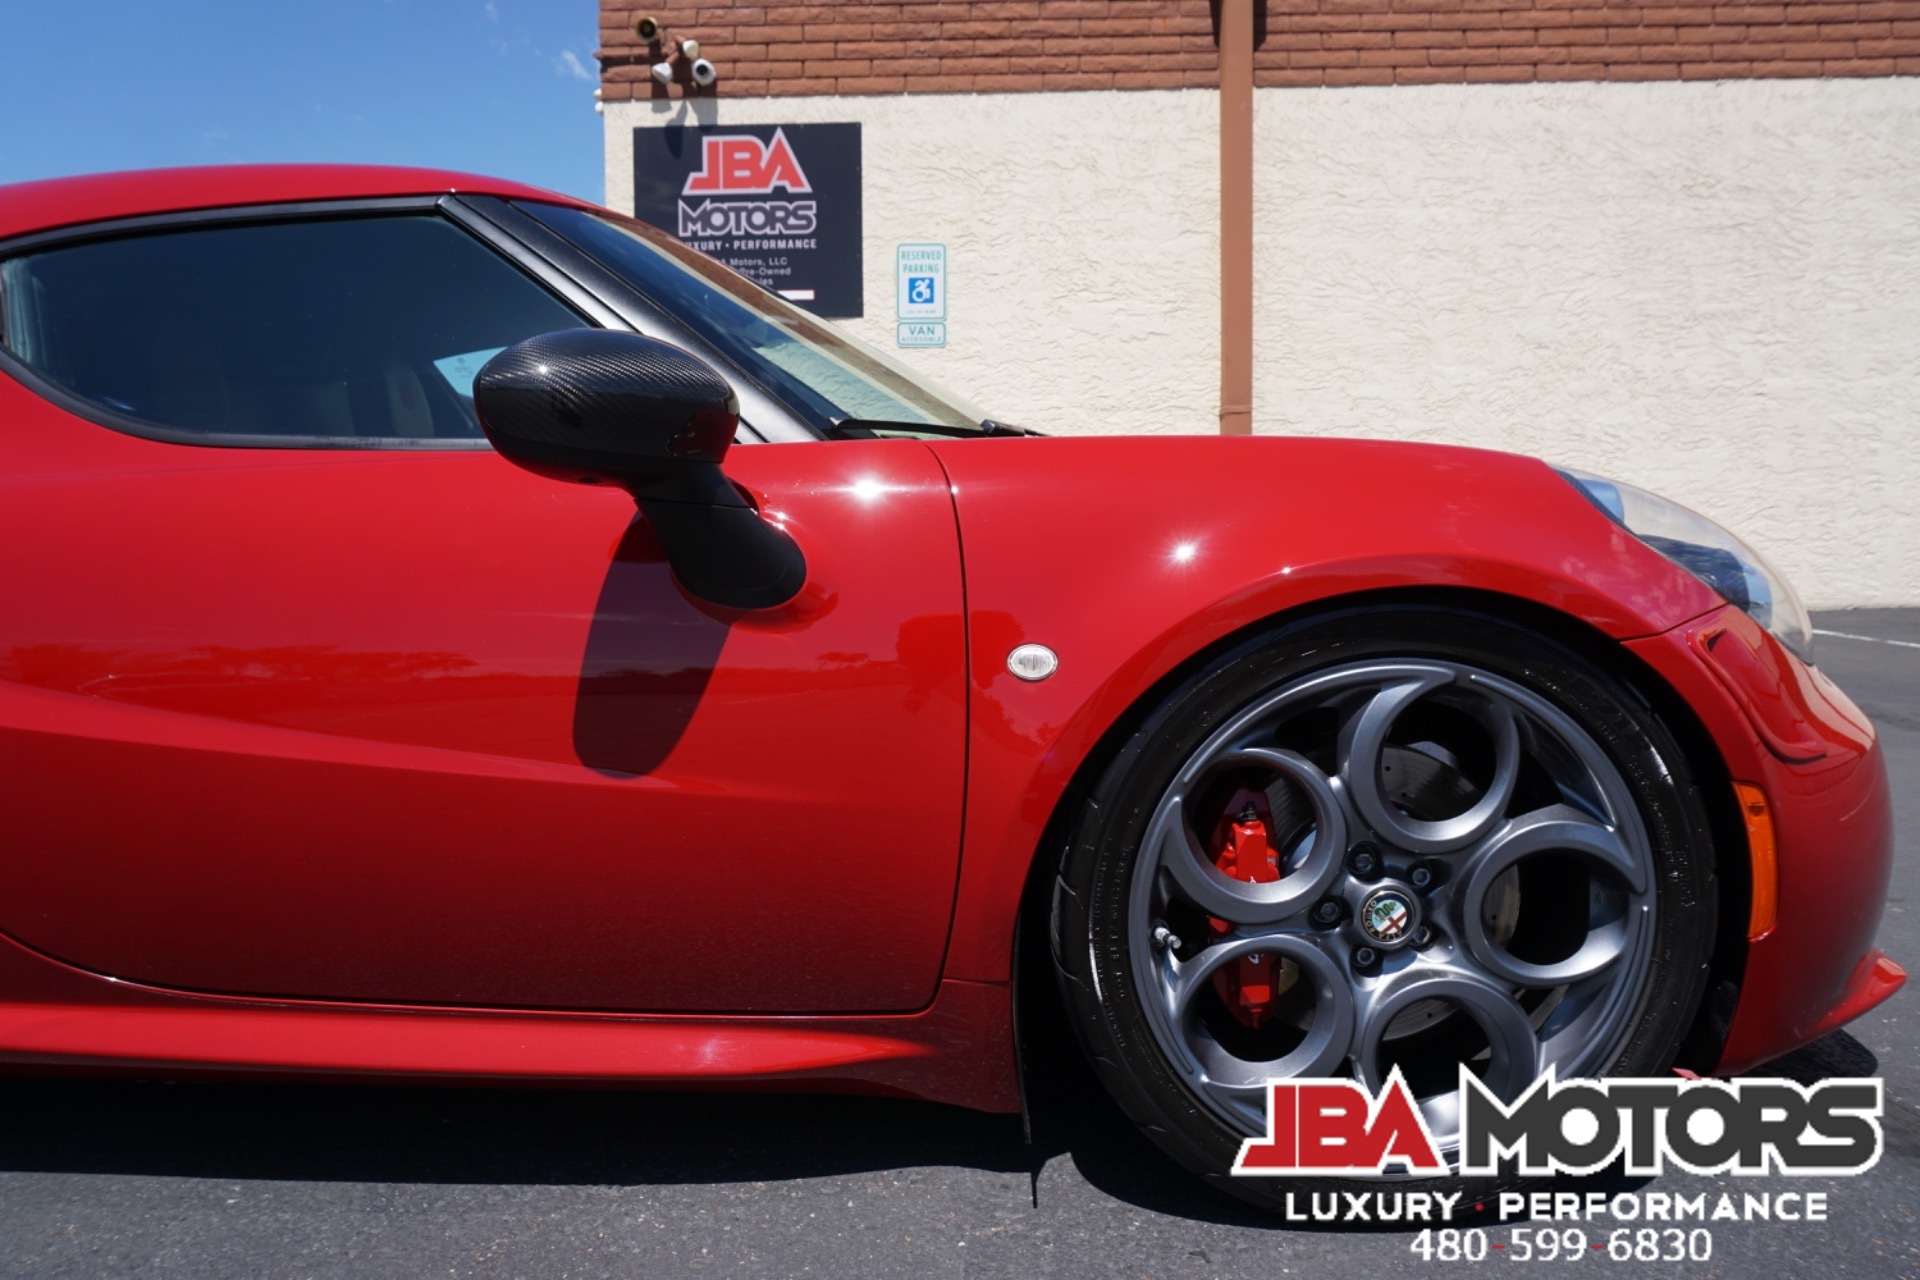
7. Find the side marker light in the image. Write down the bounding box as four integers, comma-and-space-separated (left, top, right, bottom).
1007, 644, 1059, 682
1734, 781, 1778, 940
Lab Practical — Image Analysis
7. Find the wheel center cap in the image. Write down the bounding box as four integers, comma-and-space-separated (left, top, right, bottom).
1359, 886, 1419, 947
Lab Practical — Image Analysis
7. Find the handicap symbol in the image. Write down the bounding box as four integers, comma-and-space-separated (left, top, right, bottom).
907, 276, 935, 305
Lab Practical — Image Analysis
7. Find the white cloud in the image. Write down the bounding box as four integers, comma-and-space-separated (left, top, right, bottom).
553, 49, 591, 81
483, 1, 499, 20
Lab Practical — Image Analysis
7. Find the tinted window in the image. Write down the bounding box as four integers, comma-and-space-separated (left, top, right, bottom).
0, 215, 589, 443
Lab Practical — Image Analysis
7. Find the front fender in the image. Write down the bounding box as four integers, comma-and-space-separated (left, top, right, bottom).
929, 435, 1722, 984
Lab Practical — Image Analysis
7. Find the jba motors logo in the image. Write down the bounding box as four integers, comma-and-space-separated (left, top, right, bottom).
684, 128, 810, 195
1234, 1067, 1448, 1176
1233, 1069, 1885, 1178
678, 128, 817, 239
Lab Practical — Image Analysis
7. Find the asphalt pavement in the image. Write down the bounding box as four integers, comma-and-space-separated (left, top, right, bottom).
0, 610, 1915, 1279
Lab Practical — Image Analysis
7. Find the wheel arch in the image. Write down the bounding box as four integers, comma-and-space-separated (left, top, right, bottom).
1008, 583, 1749, 1096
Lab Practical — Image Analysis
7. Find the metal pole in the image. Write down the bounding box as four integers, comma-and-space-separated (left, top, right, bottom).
1218, 0, 1255, 436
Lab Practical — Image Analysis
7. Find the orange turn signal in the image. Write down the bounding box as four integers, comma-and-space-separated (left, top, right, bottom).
1734, 782, 1778, 941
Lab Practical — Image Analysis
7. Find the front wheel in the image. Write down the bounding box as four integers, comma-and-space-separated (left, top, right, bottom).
1050, 604, 1716, 1207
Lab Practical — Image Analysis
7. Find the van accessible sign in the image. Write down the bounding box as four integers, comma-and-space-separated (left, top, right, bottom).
632, 122, 863, 318
896, 242, 946, 348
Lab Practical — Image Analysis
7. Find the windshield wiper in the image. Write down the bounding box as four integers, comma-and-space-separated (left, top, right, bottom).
825, 417, 1039, 440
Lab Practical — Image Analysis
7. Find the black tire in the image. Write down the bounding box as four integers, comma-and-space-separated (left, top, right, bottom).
1049, 602, 1717, 1212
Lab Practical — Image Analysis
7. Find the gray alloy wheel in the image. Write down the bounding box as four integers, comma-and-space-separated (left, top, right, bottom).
1051, 604, 1715, 1206
1129, 659, 1657, 1150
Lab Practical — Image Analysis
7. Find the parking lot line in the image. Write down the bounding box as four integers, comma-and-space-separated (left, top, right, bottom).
1812, 629, 1920, 652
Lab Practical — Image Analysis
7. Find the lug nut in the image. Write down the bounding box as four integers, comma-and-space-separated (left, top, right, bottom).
1348, 842, 1383, 879
1352, 945, 1379, 970
1311, 898, 1342, 926
1410, 864, 1434, 890
1411, 925, 1435, 950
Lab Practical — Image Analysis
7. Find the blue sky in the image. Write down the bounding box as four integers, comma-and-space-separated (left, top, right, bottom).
0, 1, 604, 201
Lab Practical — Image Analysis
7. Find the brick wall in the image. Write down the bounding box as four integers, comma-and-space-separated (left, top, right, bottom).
597, 0, 1920, 96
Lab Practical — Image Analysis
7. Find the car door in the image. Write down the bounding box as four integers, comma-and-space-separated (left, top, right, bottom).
0, 201, 967, 1013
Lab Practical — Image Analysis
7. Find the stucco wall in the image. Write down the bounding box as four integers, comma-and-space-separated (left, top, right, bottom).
1252, 77, 1920, 610
605, 77, 1920, 607
605, 90, 1222, 440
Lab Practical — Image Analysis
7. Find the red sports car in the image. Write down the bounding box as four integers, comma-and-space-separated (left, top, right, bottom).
0, 165, 1899, 1205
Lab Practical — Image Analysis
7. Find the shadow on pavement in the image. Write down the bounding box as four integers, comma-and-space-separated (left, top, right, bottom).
0, 1079, 1032, 1188
0, 1027, 1880, 1229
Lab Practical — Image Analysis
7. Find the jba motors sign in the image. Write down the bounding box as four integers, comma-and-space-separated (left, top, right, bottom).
1233, 1068, 1884, 1178
632, 123, 862, 318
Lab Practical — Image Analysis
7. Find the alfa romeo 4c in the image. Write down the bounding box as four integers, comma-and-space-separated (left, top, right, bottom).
0, 166, 1898, 1205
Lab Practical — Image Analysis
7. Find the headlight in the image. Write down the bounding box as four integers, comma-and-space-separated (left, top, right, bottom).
1557, 467, 1816, 666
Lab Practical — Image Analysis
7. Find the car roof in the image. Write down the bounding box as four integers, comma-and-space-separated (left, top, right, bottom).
0, 164, 595, 242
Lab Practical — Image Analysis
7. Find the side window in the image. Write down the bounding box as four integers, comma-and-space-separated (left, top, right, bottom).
0, 214, 589, 444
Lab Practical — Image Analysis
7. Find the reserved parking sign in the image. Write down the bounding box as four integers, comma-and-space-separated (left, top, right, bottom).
896, 243, 946, 347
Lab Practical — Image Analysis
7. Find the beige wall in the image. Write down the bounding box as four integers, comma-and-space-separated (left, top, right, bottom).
1253, 78, 1920, 611
605, 91, 1222, 440
605, 77, 1920, 607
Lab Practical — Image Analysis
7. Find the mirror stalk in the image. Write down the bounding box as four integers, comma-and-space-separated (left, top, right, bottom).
474, 330, 806, 610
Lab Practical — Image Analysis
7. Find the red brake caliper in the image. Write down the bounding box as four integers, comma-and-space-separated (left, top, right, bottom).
1208, 788, 1282, 1028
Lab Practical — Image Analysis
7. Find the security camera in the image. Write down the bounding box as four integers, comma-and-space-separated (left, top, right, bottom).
689, 57, 717, 86
650, 59, 675, 85
679, 37, 701, 60
633, 14, 660, 40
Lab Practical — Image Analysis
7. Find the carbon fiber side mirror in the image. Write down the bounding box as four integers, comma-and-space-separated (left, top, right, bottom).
476, 330, 805, 610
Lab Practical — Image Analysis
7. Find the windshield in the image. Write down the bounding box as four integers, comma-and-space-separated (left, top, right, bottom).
519, 202, 992, 437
